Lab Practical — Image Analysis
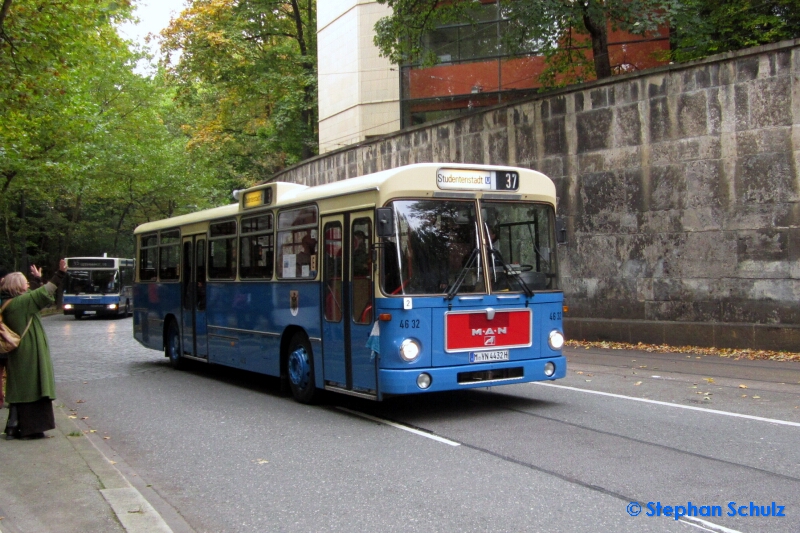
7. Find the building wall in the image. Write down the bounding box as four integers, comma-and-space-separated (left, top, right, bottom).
317, 0, 400, 153
278, 40, 800, 350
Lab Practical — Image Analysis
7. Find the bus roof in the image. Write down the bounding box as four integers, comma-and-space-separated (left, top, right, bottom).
134, 163, 556, 235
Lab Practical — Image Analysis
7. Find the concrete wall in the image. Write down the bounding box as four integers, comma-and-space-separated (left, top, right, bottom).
317, 0, 399, 153
273, 40, 800, 351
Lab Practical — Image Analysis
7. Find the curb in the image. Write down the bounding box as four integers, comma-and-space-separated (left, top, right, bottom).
54, 405, 178, 533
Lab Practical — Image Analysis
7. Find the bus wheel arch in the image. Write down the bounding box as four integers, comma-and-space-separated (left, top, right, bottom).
282, 328, 318, 404
164, 315, 184, 370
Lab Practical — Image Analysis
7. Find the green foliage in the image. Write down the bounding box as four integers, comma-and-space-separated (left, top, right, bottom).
670, 0, 800, 61
0, 0, 222, 272
374, 0, 672, 82
160, 0, 318, 183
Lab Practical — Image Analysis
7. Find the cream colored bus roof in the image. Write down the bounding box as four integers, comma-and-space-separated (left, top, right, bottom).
135, 163, 555, 234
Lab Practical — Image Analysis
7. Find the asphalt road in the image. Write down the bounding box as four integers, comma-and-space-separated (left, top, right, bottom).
48, 313, 800, 533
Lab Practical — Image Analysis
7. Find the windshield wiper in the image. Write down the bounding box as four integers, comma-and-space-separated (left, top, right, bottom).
489, 248, 533, 297
445, 247, 480, 300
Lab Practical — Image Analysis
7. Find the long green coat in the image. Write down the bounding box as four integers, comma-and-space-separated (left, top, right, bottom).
2, 286, 57, 404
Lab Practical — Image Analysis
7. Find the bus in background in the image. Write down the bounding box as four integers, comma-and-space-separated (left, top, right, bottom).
63, 257, 135, 319
133, 163, 567, 402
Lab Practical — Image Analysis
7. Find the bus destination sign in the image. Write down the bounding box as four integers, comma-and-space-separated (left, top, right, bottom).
67, 259, 115, 268
243, 188, 273, 209
437, 168, 519, 192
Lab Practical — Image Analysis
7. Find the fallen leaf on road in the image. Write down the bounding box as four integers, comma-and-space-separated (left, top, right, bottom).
76, 400, 85, 403
739, 384, 748, 389
741, 395, 747, 398
109, 460, 116, 464
254, 459, 269, 465
575, 371, 584, 375
753, 396, 761, 399
81, 417, 88, 420
634, 381, 642, 386
704, 378, 714, 383
566, 340, 800, 362
68, 415, 77, 419
103, 436, 110, 440
585, 380, 592, 382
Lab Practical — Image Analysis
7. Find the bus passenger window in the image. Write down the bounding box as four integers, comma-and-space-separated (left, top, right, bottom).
352, 218, 372, 324
208, 220, 237, 280
139, 234, 158, 281
159, 230, 181, 281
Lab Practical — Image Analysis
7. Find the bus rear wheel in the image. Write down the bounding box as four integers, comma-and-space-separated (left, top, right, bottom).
286, 333, 318, 404
165, 320, 185, 370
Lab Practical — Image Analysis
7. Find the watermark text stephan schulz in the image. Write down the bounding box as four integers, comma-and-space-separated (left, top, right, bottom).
627, 501, 786, 520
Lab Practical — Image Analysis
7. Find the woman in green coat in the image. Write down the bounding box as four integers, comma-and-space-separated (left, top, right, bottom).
2, 259, 66, 439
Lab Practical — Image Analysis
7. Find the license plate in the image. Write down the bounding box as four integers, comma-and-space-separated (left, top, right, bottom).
469, 350, 509, 363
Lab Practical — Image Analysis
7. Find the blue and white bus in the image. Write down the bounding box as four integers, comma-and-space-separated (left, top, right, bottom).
133, 163, 567, 402
63, 257, 135, 319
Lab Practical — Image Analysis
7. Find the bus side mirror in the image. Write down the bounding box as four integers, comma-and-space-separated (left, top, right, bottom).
376, 207, 395, 238
556, 217, 567, 244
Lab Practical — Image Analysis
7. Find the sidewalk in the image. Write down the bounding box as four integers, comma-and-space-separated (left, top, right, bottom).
0, 403, 173, 533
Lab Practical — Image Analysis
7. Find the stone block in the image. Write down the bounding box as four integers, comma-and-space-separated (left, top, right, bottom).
538, 156, 565, 179
737, 127, 792, 156
577, 108, 613, 152
736, 152, 797, 204
488, 132, 508, 164
736, 57, 759, 82
753, 325, 800, 351
750, 77, 792, 129
714, 324, 754, 349
649, 96, 670, 143
575, 319, 631, 342
650, 164, 686, 210
734, 84, 750, 131
686, 159, 725, 208
665, 322, 718, 347
515, 124, 535, 163
630, 321, 665, 345
615, 103, 642, 147
543, 117, 567, 155
461, 134, 484, 163
737, 229, 789, 261
615, 81, 640, 104
678, 91, 708, 137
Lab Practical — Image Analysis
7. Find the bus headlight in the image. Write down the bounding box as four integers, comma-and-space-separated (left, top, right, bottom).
548, 330, 564, 350
63, 304, 73, 310
399, 339, 421, 362
107, 304, 118, 310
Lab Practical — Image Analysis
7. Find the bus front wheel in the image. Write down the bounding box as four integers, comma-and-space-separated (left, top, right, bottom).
74, 312, 83, 320
287, 333, 318, 404
165, 320, 185, 370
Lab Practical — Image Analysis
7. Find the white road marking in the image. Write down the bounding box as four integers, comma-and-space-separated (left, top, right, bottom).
532, 382, 800, 428
337, 407, 461, 446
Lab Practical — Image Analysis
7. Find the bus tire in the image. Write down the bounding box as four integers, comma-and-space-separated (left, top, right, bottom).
74, 312, 83, 320
286, 333, 318, 404
124, 301, 131, 317
165, 320, 185, 370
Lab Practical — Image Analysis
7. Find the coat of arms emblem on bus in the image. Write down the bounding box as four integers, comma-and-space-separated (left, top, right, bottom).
289, 290, 299, 316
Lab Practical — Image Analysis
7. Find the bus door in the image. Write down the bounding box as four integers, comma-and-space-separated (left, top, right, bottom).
181, 236, 209, 359
321, 212, 376, 396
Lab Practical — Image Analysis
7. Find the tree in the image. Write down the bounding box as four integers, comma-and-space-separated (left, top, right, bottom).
669, 0, 800, 61
160, 0, 318, 183
0, 0, 222, 271
374, 0, 672, 83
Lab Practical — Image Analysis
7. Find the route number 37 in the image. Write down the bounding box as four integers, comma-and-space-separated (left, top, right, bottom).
496, 171, 519, 191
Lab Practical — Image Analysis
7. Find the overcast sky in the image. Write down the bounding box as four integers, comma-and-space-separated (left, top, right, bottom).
117, 0, 188, 71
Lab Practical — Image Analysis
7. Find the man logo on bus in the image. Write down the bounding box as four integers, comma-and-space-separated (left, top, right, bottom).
473, 327, 506, 346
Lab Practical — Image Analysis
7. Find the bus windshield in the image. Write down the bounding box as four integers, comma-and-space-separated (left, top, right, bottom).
66, 270, 120, 295
482, 201, 559, 292
381, 199, 558, 295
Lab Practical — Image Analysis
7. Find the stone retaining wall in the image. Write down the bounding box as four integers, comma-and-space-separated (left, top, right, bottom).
272, 40, 800, 351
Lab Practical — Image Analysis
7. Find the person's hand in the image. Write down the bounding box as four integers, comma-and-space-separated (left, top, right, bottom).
59, 259, 67, 272
30, 264, 42, 278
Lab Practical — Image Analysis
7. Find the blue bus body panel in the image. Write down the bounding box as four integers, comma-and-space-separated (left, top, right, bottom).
379, 356, 567, 395
204, 281, 321, 375
373, 292, 564, 395
133, 283, 181, 351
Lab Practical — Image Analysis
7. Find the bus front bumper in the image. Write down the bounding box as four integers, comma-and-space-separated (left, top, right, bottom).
378, 356, 567, 395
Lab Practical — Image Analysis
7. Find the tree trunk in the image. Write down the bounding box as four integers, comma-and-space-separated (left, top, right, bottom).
582, 8, 612, 79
